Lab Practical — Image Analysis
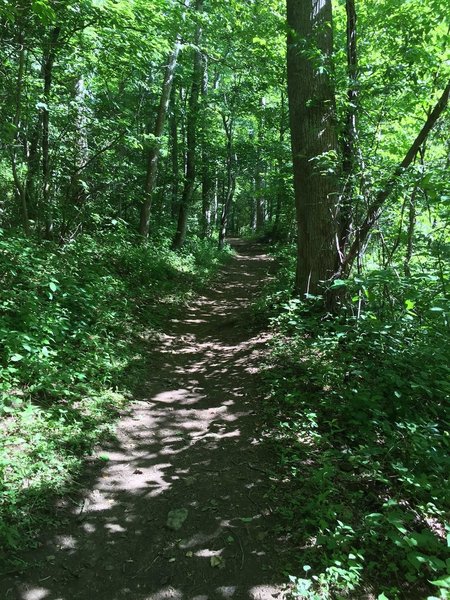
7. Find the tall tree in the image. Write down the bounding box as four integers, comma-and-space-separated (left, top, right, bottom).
286, 0, 339, 298
139, 36, 182, 237
172, 0, 204, 249
338, 0, 358, 260
42, 26, 61, 238
200, 55, 213, 238
255, 97, 266, 231
218, 113, 235, 249
10, 29, 30, 234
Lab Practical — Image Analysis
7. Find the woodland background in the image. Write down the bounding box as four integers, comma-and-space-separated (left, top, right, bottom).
0, 0, 449, 598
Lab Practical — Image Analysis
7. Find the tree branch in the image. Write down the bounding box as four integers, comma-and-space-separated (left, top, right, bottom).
339, 80, 450, 276
73, 131, 128, 175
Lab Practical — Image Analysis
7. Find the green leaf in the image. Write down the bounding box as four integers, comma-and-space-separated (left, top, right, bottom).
10, 354, 24, 362
31, 0, 56, 24
210, 556, 225, 568
252, 36, 267, 46
430, 576, 450, 589
405, 299, 415, 311
330, 278, 347, 289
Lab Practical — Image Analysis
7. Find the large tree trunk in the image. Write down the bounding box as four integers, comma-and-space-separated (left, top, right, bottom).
172, 0, 203, 250
139, 37, 182, 237
286, 0, 340, 298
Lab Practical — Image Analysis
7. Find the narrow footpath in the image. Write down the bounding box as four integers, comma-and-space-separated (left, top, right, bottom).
2, 240, 290, 600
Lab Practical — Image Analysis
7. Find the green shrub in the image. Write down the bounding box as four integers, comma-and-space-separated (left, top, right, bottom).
0, 227, 228, 568
259, 247, 449, 599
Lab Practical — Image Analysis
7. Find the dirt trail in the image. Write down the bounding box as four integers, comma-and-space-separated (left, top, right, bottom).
2, 240, 290, 600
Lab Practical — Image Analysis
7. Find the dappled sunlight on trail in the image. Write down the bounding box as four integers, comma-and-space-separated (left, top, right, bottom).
2, 240, 290, 600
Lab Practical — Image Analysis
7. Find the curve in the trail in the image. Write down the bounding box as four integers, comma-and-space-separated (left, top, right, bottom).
2, 240, 290, 600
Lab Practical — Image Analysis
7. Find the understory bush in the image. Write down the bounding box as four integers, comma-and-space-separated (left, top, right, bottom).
260, 246, 449, 600
0, 226, 229, 569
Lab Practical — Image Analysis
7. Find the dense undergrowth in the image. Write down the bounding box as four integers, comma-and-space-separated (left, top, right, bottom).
258, 245, 449, 600
0, 225, 230, 571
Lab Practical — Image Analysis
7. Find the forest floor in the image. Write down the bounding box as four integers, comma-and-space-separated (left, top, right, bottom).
1, 240, 292, 600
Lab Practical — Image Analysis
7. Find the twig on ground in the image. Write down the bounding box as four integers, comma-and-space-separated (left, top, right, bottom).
225, 527, 245, 570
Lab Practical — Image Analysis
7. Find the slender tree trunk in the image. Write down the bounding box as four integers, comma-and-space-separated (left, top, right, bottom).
250, 178, 257, 230
170, 85, 180, 219
255, 97, 266, 231
338, 0, 358, 258
201, 159, 213, 237
218, 115, 235, 249
404, 186, 417, 277
42, 26, 61, 239
11, 31, 30, 234
25, 124, 41, 224
286, 0, 340, 297
273, 90, 286, 236
255, 171, 265, 230
218, 193, 231, 249
139, 37, 182, 237
72, 75, 89, 206
200, 55, 212, 238
172, 0, 204, 250
211, 176, 219, 227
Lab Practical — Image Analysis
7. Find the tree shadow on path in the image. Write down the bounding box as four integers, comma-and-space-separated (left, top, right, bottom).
1, 240, 291, 600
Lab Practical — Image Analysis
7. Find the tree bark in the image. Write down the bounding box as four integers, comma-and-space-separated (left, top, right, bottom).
286, 0, 340, 297
139, 37, 182, 237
